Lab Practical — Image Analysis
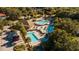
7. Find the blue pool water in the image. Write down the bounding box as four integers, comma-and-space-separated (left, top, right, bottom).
27, 24, 54, 43
35, 20, 49, 25
47, 25, 54, 33
2, 31, 17, 47
27, 22, 54, 43
42, 34, 49, 42
27, 32, 38, 42
6, 31, 16, 41
27, 19, 54, 43
41, 25, 54, 42
27, 19, 54, 50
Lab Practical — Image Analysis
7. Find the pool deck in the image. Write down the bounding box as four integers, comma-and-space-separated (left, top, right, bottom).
30, 41, 41, 47
32, 30, 45, 39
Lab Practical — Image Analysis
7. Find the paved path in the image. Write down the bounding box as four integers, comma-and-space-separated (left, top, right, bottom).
15, 30, 25, 45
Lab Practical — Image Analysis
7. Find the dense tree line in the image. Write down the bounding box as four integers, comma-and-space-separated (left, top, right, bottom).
41, 17, 79, 51
1, 7, 79, 19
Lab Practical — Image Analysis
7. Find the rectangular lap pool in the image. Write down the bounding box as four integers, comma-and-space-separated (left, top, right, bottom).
27, 32, 38, 42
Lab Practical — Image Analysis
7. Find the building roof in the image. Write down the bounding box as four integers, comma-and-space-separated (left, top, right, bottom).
0, 13, 6, 16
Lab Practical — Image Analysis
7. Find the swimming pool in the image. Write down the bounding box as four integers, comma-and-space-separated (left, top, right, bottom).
27, 32, 38, 42
27, 19, 54, 43
35, 20, 49, 25
41, 25, 54, 42
6, 31, 17, 41
47, 25, 54, 33
5, 31, 17, 47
